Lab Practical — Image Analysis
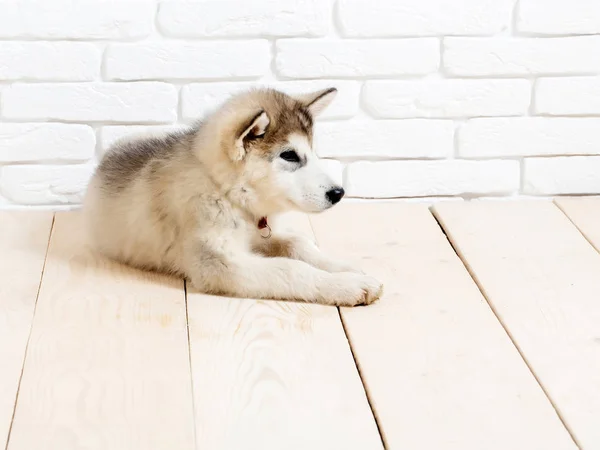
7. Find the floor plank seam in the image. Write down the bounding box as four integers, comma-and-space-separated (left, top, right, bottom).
553, 201, 600, 254
184, 280, 198, 450
337, 308, 389, 450
4, 213, 56, 450
428, 207, 583, 450
307, 215, 388, 450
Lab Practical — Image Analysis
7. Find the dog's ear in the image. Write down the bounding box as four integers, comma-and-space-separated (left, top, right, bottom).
233, 110, 270, 161
296, 87, 337, 117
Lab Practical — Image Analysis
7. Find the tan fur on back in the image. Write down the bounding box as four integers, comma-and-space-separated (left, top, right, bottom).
84, 88, 383, 306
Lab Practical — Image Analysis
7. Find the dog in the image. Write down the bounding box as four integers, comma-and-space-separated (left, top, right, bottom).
83, 87, 383, 306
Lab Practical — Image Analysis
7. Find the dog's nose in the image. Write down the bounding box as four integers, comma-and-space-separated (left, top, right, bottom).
326, 187, 345, 205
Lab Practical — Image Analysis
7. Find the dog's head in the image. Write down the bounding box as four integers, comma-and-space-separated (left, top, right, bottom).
215, 87, 343, 214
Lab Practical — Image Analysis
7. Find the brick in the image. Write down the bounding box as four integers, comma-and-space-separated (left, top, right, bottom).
364, 80, 530, 118
518, 0, 600, 35
106, 41, 270, 81
0, 124, 95, 163
3, 83, 177, 123
276, 39, 439, 78
346, 160, 520, 198
100, 125, 187, 151
181, 80, 360, 120
0, 165, 95, 205
314, 120, 453, 159
158, 0, 328, 37
0, 2, 153, 39
459, 118, 600, 158
524, 156, 600, 194
535, 77, 600, 115
444, 36, 600, 76
338, 0, 514, 37
0, 42, 100, 81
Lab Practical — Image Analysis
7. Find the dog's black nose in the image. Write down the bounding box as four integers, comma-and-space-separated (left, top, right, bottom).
326, 187, 345, 205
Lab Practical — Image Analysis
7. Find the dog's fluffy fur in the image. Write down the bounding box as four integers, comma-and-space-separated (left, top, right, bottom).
83, 87, 383, 306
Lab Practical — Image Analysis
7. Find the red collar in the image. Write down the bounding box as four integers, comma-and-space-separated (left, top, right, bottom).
257, 216, 271, 238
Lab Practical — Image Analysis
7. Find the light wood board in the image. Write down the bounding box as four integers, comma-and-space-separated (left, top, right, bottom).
7, 212, 195, 450
434, 200, 600, 449
186, 212, 383, 450
555, 196, 600, 252
310, 203, 576, 450
0, 213, 53, 449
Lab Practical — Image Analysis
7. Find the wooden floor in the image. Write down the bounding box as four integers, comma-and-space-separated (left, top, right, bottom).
1, 198, 599, 450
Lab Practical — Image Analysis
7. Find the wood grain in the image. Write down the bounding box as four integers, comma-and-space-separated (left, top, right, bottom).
434, 200, 600, 449
7, 212, 195, 450
0, 212, 53, 449
310, 203, 576, 450
555, 196, 600, 252
186, 212, 383, 450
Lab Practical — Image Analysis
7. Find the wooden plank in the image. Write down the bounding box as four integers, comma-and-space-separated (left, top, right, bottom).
434, 200, 600, 449
186, 212, 383, 450
0, 213, 53, 449
7, 212, 195, 450
310, 203, 576, 450
555, 196, 600, 252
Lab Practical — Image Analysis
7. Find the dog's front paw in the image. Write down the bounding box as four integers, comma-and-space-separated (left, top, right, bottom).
322, 259, 365, 274
318, 273, 383, 307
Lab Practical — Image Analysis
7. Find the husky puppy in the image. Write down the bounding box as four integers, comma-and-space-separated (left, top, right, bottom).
83, 87, 383, 306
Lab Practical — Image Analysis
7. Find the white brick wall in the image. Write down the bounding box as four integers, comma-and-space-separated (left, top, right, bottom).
535, 77, 600, 116
106, 42, 271, 80
315, 120, 453, 159
524, 157, 600, 195
0, 0, 598, 207
0, 124, 95, 163
276, 39, 440, 78
158, 0, 330, 38
3, 83, 177, 122
364, 80, 530, 118
444, 37, 600, 76
0, 2, 154, 39
0, 165, 94, 205
346, 160, 520, 198
0, 43, 101, 81
458, 118, 600, 158
181, 80, 360, 120
338, 0, 515, 37
517, 0, 600, 36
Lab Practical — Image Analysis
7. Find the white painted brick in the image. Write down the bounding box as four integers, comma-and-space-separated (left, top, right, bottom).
100, 125, 188, 151
444, 36, 600, 76
0, 2, 153, 39
535, 77, 600, 116
338, 0, 514, 37
106, 41, 270, 81
518, 0, 600, 35
159, 0, 329, 37
181, 80, 360, 120
524, 156, 600, 195
346, 160, 520, 198
364, 80, 530, 118
276, 39, 439, 78
314, 120, 453, 159
0, 165, 95, 205
3, 83, 177, 123
0, 124, 95, 163
0, 42, 100, 81
459, 118, 600, 158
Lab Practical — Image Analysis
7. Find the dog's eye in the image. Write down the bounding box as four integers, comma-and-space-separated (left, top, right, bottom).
280, 150, 300, 163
